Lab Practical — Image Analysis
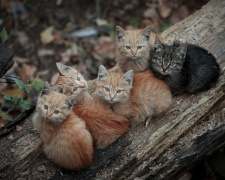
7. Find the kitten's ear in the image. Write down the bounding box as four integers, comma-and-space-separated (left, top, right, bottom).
141, 26, 151, 41
51, 85, 64, 94
56, 63, 75, 76
40, 81, 51, 97
154, 36, 163, 52
97, 65, 109, 81
116, 26, 126, 41
174, 44, 187, 59
65, 95, 77, 109
122, 70, 134, 86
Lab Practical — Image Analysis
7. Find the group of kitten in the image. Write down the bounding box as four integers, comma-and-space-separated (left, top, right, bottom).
32, 26, 220, 171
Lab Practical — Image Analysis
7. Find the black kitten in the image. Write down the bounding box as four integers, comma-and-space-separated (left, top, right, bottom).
150, 37, 220, 95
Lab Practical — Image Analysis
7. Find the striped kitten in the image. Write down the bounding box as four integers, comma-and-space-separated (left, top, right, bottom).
150, 37, 220, 95
54, 63, 130, 149
32, 81, 93, 170
96, 65, 172, 126
115, 26, 151, 72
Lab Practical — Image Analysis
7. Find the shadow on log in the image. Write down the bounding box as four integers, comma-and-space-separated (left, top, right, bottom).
1, 0, 225, 179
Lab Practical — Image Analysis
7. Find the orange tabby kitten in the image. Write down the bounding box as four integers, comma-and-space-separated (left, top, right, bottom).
96, 65, 172, 126
32, 82, 93, 170
54, 63, 130, 149
115, 26, 151, 72
55, 63, 90, 101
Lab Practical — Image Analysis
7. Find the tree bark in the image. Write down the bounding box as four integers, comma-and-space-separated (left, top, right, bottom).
1, 0, 225, 179
0, 44, 14, 78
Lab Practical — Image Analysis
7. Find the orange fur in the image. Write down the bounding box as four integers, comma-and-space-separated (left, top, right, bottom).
32, 82, 93, 170
115, 26, 151, 72
88, 28, 163, 95
73, 97, 130, 149
96, 66, 172, 125
54, 63, 130, 149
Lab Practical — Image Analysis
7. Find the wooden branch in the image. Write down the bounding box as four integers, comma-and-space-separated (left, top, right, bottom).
1, 0, 225, 179
0, 44, 14, 78
0, 105, 35, 138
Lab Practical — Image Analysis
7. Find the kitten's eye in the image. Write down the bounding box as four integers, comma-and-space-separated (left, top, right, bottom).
77, 76, 80, 81
73, 87, 78, 91
105, 87, 110, 92
54, 110, 59, 114
44, 105, 48, 110
116, 90, 122, 94
170, 61, 175, 66
137, 46, 142, 49
125, 46, 131, 49
157, 59, 162, 65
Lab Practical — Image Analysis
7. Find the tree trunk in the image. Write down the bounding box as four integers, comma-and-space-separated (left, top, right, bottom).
1, 0, 225, 179
0, 44, 14, 78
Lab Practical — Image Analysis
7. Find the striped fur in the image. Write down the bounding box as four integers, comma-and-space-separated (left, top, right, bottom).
96, 66, 172, 125
115, 26, 151, 72
54, 63, 130, 149
32, 82, 93, 170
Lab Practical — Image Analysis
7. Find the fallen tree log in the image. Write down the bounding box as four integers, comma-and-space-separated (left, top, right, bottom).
1, 0, 225, 179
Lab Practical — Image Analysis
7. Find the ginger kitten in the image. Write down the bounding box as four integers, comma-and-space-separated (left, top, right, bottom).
32, 82, 93, 170
55, 63, 90, 100
54, 63, 130, 149
96, 65, 172, 126
115, 26, 151, 72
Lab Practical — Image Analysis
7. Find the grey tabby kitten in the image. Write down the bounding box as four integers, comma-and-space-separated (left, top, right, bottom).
150, 37, 220, 95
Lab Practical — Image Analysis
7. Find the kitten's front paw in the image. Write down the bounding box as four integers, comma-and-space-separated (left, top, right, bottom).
145, 117, 152, 127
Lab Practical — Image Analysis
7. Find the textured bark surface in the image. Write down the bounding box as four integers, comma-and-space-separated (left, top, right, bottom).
0, 44, 14, 78
1, 0, 225, 179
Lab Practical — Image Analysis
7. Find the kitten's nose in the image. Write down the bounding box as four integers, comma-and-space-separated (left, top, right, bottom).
109, 94, 115, 101
131, 52, 136, 56
162, 65, 168, 71
46, 111, 51, 119
131, 50, 137, 56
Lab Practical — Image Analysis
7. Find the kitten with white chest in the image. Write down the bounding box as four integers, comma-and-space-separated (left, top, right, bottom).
96, 65, 172, 126
150, 37, 220, 95
32, 82, 93, 170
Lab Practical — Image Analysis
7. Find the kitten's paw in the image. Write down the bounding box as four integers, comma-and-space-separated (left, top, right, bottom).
145, 117, 151, 127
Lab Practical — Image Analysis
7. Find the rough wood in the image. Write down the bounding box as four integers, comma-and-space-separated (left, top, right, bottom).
0, 44, 14, 78
1, 0, 225, 179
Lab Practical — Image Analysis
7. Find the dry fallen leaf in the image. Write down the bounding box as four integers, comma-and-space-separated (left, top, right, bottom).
37, 49, 54, 57
60, 49, 71, 63
18, 64, 37, 82
0, 82, 7, 91
0, 88, 23, 97
0, 118, 8, 127
40, 26, 55, 45
15, 31, 30, 49
16, 125, 23, 131
143, 8, 158, 19
158, 0, 173, 19
170, 5, 189, 25
93, 36, 115, 60
14, 56, 30, 63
